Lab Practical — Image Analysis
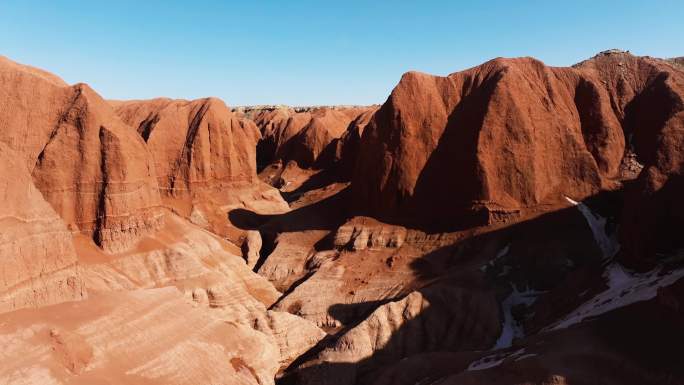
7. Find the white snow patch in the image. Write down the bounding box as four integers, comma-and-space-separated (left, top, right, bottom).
514, 353, 537, 361
494, 286, 543, 349
546, 262, 684, 331
480, 244, 510, 273
495, 244, 510, 260
467, 349, 525, 371
565, 197, 619, 259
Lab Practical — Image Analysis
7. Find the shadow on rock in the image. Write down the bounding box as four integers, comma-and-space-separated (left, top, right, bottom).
229, 186, 352, 234
276, 190, 684, 385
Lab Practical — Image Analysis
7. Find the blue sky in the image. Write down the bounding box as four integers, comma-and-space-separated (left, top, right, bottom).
1, 1, 682, 105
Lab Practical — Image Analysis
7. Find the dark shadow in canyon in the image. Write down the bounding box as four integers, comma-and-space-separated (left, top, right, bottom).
280, 296, 684, 385
229, 186, 352, 271
256, 139, 277, 173
276, 189, 684, 385
620, 174, 684, 268
356, 73, 500, 232
278, 168, 347, 203
229, 186, 352, 234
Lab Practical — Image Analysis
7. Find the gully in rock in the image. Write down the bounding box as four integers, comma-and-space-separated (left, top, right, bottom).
1, 4, 684, 384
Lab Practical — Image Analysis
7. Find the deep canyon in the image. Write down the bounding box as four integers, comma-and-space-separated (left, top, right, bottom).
1, 49, 684, 384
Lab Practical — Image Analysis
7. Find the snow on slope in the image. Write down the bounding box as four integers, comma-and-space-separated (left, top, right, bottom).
494, 286, 542, 349
545, 262, 684, 331
565, 197, 619, 259
545, 197, 684, 331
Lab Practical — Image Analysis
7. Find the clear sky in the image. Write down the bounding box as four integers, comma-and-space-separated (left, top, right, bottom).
1, 0, 682, 106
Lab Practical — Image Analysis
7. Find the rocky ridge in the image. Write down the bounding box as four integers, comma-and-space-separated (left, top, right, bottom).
0, 56, 323, 385
1, 50, 684, 385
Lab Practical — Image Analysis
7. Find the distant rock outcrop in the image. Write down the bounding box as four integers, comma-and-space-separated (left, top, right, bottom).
668, 56, 684, 68
113, 97, 260, 195
248, 106, 376, 170
112, 98, 289, 240
328, 107, 379, 179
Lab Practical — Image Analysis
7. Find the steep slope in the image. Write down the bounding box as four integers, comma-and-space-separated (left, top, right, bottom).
350, 51, 684, 268
328, 107, 379, 179
574, 53, 684, 267
249, 106, 374, 170
0, 56, 163, 254
0, 287, 280, 385
352, 55, 628, 229
112, 98, 288, 241
32, 85, 164, 253
113, 97, 259, 194
0, 56, 323, 384
285, 108, 364, 169
0, 56, 70, 166
0, 143, 85, 313
267, 52, 684, 385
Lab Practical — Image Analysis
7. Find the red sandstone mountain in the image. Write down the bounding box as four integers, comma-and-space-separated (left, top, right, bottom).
0, 56, 322, 385
352, 55, 628, 229
574, 53, 684, 267
351, 51, 684, 269
2, 50, 684, 385
328, 106, 379, 178
111, 98, 287, 241
0, 56, 163, 254
112, 97, 259, 191
249, 106, 375, 170
246, 51, 684, 384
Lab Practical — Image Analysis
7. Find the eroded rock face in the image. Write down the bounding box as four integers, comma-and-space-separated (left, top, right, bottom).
242, 230, 263, 269
0, 143, 86, 313
250, 106, 374, 170
3, 51, 684, 385
112, 98, 289, 242
0, 287, 280, 385
350, 52, 684, 268
32, 84, 164, 253
255, 310, 327, 369
0, 56, 325, 385
0, 56, 71, 166
113, 97, 259, 195
258, 108, 312, 168
329, 107, 380, 179
295, 284, 500, 385
78, 212, 279, 305
352, 56, 631, 229
0, 56, 163, 254
579, 54, 684, 267
257, 230, 330, 292
333, 217, 407, 251
75, 209, 326, 374
285, 108, 362, 169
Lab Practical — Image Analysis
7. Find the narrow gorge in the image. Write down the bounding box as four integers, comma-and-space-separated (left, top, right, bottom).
1, 49, 683, 385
